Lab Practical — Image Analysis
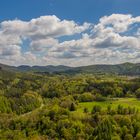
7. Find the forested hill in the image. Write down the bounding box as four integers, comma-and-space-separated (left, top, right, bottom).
1, 62, 140, 75
69, 63, 140, 75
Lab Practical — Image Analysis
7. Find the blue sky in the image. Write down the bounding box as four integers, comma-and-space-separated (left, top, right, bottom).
0, 0, 140, 66
0, 0, 140, 23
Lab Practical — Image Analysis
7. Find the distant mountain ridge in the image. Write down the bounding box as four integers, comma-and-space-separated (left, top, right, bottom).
17, 65, 71, 72
1, 62, 140, 75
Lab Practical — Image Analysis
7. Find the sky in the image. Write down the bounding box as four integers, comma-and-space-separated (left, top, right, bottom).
0, 0, 140, 66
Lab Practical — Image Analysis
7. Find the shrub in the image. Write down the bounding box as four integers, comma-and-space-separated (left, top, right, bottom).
78, 92, 94, 102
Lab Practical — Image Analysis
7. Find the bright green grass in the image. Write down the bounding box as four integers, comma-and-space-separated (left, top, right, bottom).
71, 98, 140, 120
77, 98, 140, 113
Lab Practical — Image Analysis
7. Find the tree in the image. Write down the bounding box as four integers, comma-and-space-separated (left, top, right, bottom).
136, 132, 140, 140
78, 92, 94, 102
0, 96, 11, 113
70, 103, 76, 111
107, 105, 111, 114
112, 135, 121, 140
124, 134, 133, 140
92, 105, 101, 114
84, 107, 88, 113
94, 117, 114, 140
136, 88, 140, 98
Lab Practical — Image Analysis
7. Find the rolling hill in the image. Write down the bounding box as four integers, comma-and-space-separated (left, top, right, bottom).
1, 62, 140, 75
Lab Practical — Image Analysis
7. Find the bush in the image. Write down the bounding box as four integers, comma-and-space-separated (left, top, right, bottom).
78, 92, 94, 102
95, 94, 107, 102
124, 134, 133, 140
136, 132, 140, 140
92, 105, 101, 114
135, 88, 140, 98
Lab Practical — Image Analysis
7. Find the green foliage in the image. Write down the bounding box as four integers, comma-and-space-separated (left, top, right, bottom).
124, 134, 133, 140
42, 81, 63, 98
83, 107, 89, 113
94, 117, 115, 140
136, 132, 140, 140
92, 105, 101, 114
136, 88, 140, 98
78, 92, 94, 102
69, 103, 76, 111
1, 71, 140, 139
0, 96, 11, 113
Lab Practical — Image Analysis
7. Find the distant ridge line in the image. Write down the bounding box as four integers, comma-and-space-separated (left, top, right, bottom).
0, 62, 140, 75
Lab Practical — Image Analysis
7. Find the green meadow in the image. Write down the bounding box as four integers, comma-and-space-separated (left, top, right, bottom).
77, 98, 140, 112
70, 98, 140, 120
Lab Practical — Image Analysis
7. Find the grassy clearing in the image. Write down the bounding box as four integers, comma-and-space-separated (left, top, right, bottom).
77, 98, 140, 113
70, 98, 140, 119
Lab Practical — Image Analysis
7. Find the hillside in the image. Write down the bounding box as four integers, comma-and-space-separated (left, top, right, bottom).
1, 69, 140, 139
1, 62, 140, 75
66, 62, 140, 75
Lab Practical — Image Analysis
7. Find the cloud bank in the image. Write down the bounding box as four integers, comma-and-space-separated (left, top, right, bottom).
0, 14, 140, 66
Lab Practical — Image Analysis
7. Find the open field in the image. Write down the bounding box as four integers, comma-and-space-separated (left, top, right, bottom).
77, 98, 140, 113
70, 98, 140, 120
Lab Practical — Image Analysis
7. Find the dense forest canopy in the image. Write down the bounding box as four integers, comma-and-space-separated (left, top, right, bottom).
1, 68, 140, 139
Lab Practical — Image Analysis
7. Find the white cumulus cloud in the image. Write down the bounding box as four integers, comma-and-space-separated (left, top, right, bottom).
0, 14, 140, 66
